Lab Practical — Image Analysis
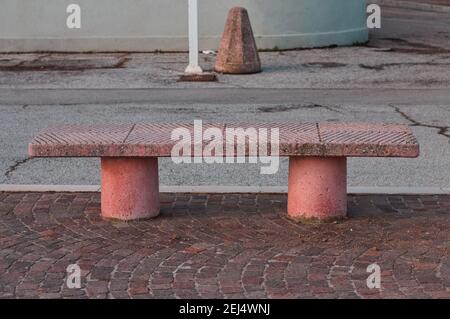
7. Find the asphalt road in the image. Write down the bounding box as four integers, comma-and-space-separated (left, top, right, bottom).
370, 4, 450, 50
0, 88, 449, 188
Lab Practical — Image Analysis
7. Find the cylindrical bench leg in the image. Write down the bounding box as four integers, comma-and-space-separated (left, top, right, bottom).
288, 157, 347, 221
101, 157, 160, 221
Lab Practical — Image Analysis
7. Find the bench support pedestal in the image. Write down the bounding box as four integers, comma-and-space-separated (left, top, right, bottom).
288, 157, 347, 221
101, 157, 160, 221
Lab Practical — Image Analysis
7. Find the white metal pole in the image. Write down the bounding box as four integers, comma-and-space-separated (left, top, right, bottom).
185, 0, 203, 74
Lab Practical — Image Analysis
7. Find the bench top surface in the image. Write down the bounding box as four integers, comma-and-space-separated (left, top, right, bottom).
29, 123, 419, 158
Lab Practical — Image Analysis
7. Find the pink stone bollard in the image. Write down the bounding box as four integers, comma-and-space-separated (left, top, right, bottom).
214, 7, 261, 74
288, 157, 347, 221
101, 157, 160, 221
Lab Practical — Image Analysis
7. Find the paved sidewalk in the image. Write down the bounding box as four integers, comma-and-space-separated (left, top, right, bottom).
1, 46, 449, 89
1, 192, 449, 299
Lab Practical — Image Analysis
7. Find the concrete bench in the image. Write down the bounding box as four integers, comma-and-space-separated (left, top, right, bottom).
29, 123, 419, 222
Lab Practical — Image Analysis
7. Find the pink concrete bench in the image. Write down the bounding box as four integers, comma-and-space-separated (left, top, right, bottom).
29, 123, 419, 222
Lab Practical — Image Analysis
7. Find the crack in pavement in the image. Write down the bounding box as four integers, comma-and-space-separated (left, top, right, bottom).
389, 104, 450, 141
359, 62, 450, 71
0, 54, 130, 72
258, 103, 343, 114
4, 158, 31, 181
369, 38, 450, 55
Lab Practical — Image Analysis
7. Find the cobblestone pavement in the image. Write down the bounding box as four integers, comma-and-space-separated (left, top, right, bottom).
1, 192, 450, 299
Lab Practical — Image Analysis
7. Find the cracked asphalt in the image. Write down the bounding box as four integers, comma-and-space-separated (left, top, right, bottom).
391, 104, 450, 140
0, 5, 449, 188
0, 89, 449, 188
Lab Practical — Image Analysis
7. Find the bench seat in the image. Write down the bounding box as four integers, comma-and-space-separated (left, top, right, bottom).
29, 123, 419, 158
29, 123, 419, 222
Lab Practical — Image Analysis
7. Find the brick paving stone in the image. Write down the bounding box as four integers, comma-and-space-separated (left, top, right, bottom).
0, 192, 449, 299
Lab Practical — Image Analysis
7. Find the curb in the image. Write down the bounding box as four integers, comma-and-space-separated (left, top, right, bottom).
0, 184, 449, 195
376, 0, 450, 13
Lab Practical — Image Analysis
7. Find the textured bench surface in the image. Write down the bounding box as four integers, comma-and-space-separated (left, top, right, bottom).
29, 123, 419, 158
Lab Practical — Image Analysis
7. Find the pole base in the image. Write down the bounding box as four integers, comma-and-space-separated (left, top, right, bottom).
178, 72, 218, 82
184, 65, 203, 74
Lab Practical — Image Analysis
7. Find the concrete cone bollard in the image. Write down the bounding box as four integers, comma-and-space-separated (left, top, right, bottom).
215, 7, 262, 74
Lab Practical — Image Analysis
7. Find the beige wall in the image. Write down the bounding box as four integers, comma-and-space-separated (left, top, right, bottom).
0, 0, 368, 52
